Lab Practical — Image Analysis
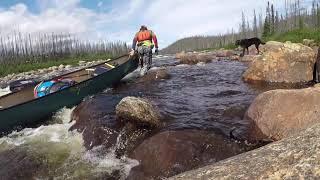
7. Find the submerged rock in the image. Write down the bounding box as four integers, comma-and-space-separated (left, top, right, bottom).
127, 130, 244, 180
243, 41, 316, 83
171, 122, 320, 179
0, 148, 44, 179
116, 97, 162, 128
245, 86, 320, 142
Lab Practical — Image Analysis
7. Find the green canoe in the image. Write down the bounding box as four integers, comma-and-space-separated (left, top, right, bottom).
0, 54, 139, 134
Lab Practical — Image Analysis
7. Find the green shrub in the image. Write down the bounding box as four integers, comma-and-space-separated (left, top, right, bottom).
263, 29, 320, 44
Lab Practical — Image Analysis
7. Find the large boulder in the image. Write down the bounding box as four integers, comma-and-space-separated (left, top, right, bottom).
244, 86, 320, 142
243, 41, 316, 83
69, 96, 120, 150
215, 50, 235, 57
175, 51, 186, 59
70, 96, 155, 157
137, 68, 171, 83
171, 122, 320, 179
175, 52, 215, 65
128, 130, 245, 180
116, 97, 162, 128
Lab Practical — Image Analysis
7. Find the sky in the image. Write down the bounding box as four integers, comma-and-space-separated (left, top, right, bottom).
0, 0, 313, 48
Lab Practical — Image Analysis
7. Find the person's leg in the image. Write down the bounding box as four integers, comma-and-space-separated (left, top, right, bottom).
142, 46, 151, 70
137, 46, 144, 68
147, 47, 152, 70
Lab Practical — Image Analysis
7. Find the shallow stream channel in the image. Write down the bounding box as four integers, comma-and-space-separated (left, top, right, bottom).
0, 56, 307, 179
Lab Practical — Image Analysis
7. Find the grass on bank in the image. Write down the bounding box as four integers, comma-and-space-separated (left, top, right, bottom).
197, 43, 238, 52
203, 29, 320, 52
263, 28, 320, 44
0, 53, 113, 77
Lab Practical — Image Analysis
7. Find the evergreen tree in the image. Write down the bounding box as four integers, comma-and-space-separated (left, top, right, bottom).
253, 10, 258, 37
247, 19, 250, 37
263, 2, 271, 39
312, 0, 316, 28
275, 11, 279, 32
262, 17, 271, 39
317, 3, 320, 28
266, 1, 271, 24
259, 13, 263, 36
271, 4, 275, 34
241, 11, 247, 38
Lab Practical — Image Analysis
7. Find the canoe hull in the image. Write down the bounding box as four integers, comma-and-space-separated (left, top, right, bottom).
0, 56, 138, 134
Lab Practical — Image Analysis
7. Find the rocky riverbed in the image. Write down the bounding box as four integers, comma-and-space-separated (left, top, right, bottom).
0, 41, 319, 179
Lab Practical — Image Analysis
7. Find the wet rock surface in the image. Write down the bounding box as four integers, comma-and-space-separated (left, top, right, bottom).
245, 86, 320, 142
69, 96, 121, 150
239, 55, 256, 62
171, 122, 320, 180
70, 95, 160, 157
175, 50, 239, 65
175, 51, 215, 65
243, 41, 316, 83
136, 68, 171, 83
127, 130, 246, 180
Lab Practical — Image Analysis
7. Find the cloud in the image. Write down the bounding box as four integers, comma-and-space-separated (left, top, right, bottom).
0, 0, 304, 47
143, 0, 284, 46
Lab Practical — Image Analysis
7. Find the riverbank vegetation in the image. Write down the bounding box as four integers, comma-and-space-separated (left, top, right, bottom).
0, 32, 128, 77
264, 28, 320, 43
162, 0, 320, 54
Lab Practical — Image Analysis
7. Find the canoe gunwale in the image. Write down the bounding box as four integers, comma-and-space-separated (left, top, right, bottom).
0, 54, 133, 112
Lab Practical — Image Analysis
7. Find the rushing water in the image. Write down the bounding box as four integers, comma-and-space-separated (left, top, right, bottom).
0, 107, 138, 179
0, 56, 309, 179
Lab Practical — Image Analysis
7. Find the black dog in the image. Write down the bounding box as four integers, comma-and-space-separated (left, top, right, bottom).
235, 37, 265, 57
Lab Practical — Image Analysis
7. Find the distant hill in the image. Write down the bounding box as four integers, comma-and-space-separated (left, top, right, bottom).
161, 35, 239, 54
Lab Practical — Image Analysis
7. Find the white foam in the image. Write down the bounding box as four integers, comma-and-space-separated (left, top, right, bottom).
0, 86, 11, 97
176, 64, 190, 68
0, 107, 139, 179
84, 146, 139, 179
52, 107, 75, 124
0, 107, 78, 148
149, 66, 160, 71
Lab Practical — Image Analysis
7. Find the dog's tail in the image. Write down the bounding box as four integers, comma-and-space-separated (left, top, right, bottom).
261, 41, 266, 45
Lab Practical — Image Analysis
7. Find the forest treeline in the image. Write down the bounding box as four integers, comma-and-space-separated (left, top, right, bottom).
162, 0, 320, 54
0, 32, 129, 65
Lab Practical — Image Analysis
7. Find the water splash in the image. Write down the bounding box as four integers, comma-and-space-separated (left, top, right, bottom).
0, 107, 138, 179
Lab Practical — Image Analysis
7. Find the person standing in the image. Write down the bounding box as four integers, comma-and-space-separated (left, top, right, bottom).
131, 25, 159, 70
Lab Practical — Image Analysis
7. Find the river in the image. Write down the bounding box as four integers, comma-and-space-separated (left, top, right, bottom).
0, 56, 306, 179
